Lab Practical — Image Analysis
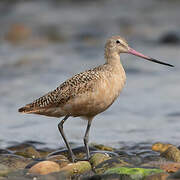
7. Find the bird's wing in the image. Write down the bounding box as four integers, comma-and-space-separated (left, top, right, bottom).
18, 67, 102, 113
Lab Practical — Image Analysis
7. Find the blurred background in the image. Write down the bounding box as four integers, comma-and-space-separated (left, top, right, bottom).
0, 0, 179, 149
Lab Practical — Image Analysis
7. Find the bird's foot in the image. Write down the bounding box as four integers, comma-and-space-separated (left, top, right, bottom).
70, 153, 91, 162
75, 155, 91, 162
70, 155, 78, 163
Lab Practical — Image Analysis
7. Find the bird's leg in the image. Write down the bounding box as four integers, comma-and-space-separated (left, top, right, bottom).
84, 118, 92, 160
58, 115, 76, 162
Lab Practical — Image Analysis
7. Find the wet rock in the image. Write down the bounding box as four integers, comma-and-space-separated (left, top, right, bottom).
94, 157, 131, 174
37, 148, 54, 158
145, 172, 169, 180
0, 177, 6, 180
15, 147, 41, 159
46, 154, 68, 161
0, 149, 12, 154
161, 146, 180, 163
141, 161, 164, 169
0, 154, 32, 170
141, 161, 180, 173
168, 170, 180, 179
71, 169, 95, 180
22, 140, 45, 146
7, 142, 35, 152
33, 171, 67, 180
91, 150, 119, 157
48, 146, 97, 160
59, 161, 91, 176
5, 24, 32, 44
159, 31, 180, 44
91, 143, 114, 151
152, 142, 173, 153
160, 162, 180, 173
83, 173, 133, 180
6, 169, 29, 180
115, 150, 143, 165
46, 155, 70, 168
90, 153, 111, 167
105, 167, 164, 179
136, 149, 158, 159
25, 159, 45, 169
152, 143, 180, 163
0, 164, 11, 177
29, 161, 61, 175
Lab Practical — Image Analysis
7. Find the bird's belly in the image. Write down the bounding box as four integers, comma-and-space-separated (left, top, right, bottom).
62, 74, 126, 117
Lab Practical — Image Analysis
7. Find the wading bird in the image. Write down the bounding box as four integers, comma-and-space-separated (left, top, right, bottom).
19, 36, 173, 162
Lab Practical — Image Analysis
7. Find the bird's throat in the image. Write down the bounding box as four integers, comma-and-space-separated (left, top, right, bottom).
105, 52, 121, 66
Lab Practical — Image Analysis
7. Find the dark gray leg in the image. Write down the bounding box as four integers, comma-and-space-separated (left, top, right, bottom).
58, 115, 76, 162
83, 119, 92, 160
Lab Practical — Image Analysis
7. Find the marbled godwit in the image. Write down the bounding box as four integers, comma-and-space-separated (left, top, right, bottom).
18, 36, 173, 162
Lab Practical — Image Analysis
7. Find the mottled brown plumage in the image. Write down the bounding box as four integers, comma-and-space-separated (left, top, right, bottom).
19, 67, 103, 114
19, 63, 125, 118
19, 35, 173, 162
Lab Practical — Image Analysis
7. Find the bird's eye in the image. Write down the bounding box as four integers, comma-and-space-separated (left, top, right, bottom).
116, 40, 121, 44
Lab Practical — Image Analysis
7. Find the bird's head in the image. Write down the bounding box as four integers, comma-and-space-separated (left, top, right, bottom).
105, 36, 174, 67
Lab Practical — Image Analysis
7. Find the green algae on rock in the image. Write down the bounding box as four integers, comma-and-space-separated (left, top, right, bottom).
83, 173, 134, 180
105, 167, 164, 180
94, 157, 131, 174
0, 142, 175, 179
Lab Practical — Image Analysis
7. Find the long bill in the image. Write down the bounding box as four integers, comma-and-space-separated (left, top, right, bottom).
128, 47, 174, 67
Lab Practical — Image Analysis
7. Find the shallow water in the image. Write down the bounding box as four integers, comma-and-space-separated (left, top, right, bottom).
0, 0, 180, 149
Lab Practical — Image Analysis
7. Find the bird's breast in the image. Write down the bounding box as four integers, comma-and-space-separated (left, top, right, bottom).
62, 66, 126, 117
99, 66, 126, 108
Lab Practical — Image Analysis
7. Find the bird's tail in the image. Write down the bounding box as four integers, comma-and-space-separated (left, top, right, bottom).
18, 104, 36, 114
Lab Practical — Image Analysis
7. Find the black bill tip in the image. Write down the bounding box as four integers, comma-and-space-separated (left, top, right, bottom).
150, 58, 174, 67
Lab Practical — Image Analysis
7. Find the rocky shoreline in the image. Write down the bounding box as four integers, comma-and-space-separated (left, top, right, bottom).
0, 0, 179, 179
0, 142, 180, 179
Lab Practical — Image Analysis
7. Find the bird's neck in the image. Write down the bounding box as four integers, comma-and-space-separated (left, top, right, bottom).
104, 51, 126, 89
105, 51, 121, 66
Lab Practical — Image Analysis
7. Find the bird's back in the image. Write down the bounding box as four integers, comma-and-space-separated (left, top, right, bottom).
19, 65, 104, 117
